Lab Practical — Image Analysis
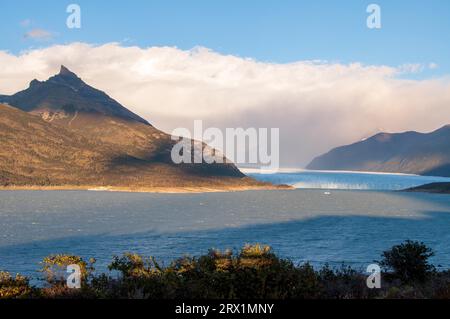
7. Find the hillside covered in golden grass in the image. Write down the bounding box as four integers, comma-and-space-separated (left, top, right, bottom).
0, 67, 279, 192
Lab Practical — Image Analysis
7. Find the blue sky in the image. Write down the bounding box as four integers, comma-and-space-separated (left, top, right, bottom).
1, 1, 450, 165
0, 0, 449, 78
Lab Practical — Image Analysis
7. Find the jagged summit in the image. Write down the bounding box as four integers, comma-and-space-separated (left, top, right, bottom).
2, 66, 150, 125
25, 66, 78, 89
59, 65, 75, 76
29, 79, 42, 87
54, 65, 82, 82
47, 65, 86, 91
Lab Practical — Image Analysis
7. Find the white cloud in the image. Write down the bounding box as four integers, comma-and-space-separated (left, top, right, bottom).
398, 63, 425, 74
1, 42, 450, 167
23, 28, 54, 41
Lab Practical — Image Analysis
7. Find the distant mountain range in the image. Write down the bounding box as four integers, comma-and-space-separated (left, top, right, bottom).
307, 126, 450, 177
0, 66, 273, 191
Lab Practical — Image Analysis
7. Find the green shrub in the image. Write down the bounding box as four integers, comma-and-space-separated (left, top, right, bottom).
318, 264, 371, 299
380, 240, 435, 283
107, 253, 168, 299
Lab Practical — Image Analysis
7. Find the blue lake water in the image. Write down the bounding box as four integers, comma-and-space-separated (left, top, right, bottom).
247, 169, 450, 190
1, 173, 450, 281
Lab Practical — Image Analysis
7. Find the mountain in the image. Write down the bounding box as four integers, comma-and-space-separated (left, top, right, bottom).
1, 66, 148, 124
0, 67, 275, 190
0, 66, 160, 159
406, 182, 450, 194
0, 103, 112, 185
306, 126, 450, 177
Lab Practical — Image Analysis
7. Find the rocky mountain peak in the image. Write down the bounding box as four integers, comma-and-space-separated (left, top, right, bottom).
59, 65, 77, 76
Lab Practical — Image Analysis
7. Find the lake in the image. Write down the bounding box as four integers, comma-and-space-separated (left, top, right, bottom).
1, 171, 450, 280
246, 169, 450, 190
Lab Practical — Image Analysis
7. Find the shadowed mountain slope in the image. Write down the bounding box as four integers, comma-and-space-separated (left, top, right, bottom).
406, 182, 450, 194
307, 126, 450, 177
0, 67, 274, 190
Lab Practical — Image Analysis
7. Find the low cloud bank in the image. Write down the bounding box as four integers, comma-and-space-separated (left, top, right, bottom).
1, 43, 450, 166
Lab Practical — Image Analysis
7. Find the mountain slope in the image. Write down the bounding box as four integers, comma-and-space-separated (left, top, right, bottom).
0, 66, 165, 160
0, 67, 275, 190
1, 66, 148, 124
406, 182, 450, 194
306, 126, 450, 177
0, 103, 112, 185
0, 103, 268, 189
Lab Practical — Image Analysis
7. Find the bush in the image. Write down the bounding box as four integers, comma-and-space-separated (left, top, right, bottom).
109, 253, 161, 278
106, 253, 165, 298
0, 271, 33, 299
380, 240, 435, 283
41, 254, 95, 285
106, 244, 319, 299
318, 264, 372, 299
39, 254, 96, 298
1, 241, 448, 299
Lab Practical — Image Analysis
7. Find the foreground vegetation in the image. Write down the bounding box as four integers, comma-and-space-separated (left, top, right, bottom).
1, 240, 450, 299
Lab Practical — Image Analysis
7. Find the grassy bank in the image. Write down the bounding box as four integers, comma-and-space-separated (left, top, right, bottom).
1, 241, 450, 299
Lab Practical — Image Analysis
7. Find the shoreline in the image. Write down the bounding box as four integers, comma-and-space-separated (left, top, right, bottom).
404, 182, 450, 194
0, 184, 293, 194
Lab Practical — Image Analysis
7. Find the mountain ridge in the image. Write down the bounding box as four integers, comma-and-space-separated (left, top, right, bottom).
306, 125, 450, 177
0, 65, 149, 125
0, 67, 280, 191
